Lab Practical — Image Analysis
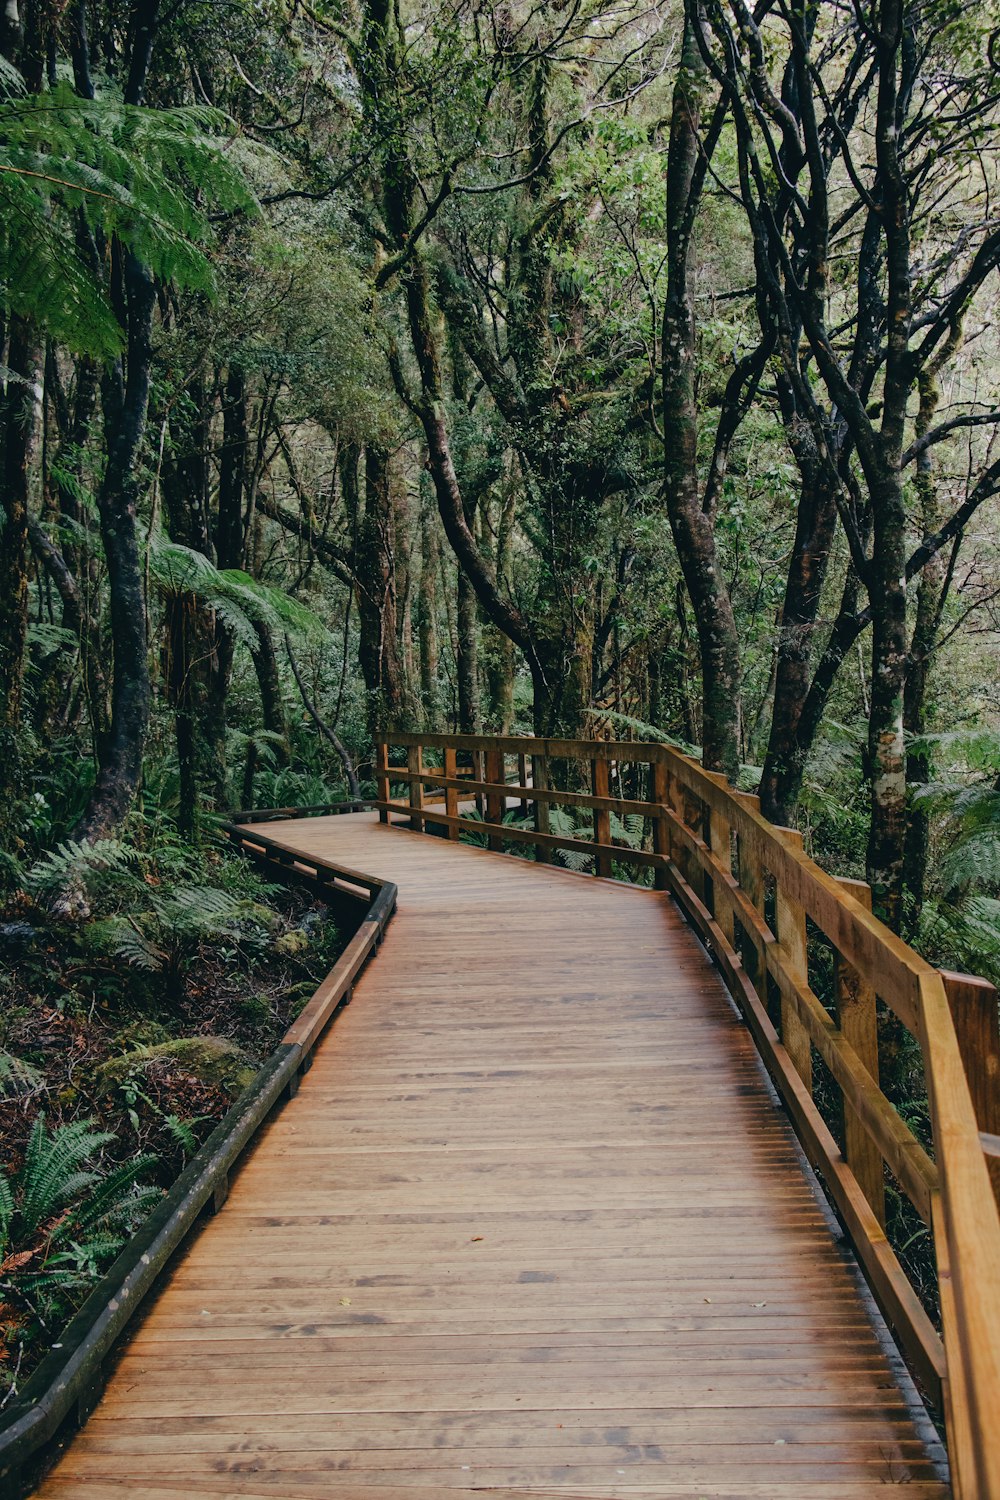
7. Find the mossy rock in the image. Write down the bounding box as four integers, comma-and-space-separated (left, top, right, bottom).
274, 928, 310, 956
94, 1036, 257, 1098
114, 1018, 172, 1049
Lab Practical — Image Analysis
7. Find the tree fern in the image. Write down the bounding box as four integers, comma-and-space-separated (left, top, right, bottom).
0, 80, 257, 354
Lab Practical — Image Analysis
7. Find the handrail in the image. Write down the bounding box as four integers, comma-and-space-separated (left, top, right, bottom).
0, 804, 396, 1499
376, 730, 1000, 1499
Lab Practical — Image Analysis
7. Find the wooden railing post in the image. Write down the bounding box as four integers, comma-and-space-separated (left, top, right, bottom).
485, 748, 505, 851
444, 746, 459, 840
708, 801, 734, 944
518, 753, 529, 817
532, 754, 550, 863
942, 970, 1000, 1207
376, 740, 390, 823
834, 877, 885, 1226
407, 742, 424, 834
774, 830, 811, 1091
737, 830, 766, 992
652, 759, 670, 891
592, 755, 612, 877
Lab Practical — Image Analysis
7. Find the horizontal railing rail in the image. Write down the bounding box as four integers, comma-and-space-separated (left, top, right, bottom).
376, 731, 1000, 1499
0, 802, 395, 1499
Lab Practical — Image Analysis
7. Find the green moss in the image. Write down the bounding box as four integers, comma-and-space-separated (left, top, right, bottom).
94, 1036, 257, 1098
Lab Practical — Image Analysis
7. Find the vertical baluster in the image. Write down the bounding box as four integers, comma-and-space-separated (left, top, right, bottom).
685, 788, 707, 904
709, 801, 734, 944
485, 748, 504, 851
518, 753, 529, 816
592, 755, 612, 877
533, 754, 550, 863
941, 969, 1000, 1207
775, 829, 811, 1090
473, 750, 485, 817
376, 740, 390, 823
652, 759, 671, 891
833, 876, 885, 1224
444, 746, 459, 840
407, 743, 424, 834
738, 829, 766, 996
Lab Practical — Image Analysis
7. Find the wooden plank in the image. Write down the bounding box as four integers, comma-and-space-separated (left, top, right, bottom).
834, 877, 886, 1226
443, 746, 459, 840
484, 748, 504, 851
942, 970, 1000, 1206
774, 829, 812, 1093
387, 764, 664, 820
531, 754, 551, 864
652, 759, 670, 892
592, 756, 612, 877
406, 743, 424, 834
375, 741, 390, 824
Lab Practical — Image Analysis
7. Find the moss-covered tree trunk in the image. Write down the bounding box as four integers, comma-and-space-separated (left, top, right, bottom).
662, 1, 741, 780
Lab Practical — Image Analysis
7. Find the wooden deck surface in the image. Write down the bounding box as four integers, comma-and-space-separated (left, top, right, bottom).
36, 812, 949, 1498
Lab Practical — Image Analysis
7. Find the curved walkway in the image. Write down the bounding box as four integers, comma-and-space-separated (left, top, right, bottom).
36, 812, 948, 1497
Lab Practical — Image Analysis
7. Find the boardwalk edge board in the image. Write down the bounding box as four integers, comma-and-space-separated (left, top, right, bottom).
0, 803, 396, 1499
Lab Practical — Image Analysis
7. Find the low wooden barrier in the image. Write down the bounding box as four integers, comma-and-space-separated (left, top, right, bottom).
0, 809, 396, 1498
376, 730, 1000, 1499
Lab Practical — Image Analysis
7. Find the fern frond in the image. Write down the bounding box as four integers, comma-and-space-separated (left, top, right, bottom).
56, 1156, 159, 1238
27, 836, 138, 895
0, 1173, 14, 1249
0, 1049, 42, 1096
18, 1115, 113, 1234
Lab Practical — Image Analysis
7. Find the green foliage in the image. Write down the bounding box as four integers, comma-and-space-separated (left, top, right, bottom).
0, 1115, 158, 1306
0, 1049, 42, 1096
25, 837, 141, 898
909, 730, 1000, 984
0, 80, 255, 354
86, 884, 275, 986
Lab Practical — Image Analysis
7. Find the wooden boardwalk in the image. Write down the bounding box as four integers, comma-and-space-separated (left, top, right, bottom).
36, 812, 948, 1498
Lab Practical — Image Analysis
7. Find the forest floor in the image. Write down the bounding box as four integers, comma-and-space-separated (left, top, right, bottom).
0, 835, 345, 1401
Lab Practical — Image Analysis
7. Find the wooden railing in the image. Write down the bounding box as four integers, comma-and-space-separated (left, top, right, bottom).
376, 731, 1000, 1499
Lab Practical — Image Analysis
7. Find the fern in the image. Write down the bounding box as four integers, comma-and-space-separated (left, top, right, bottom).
0, 1049, 42, 1096
0, 1174, 13, 1245
59, 1157, 159, 1239
0, 1115, 159, 1297
0, 81, 257, 354
16, 1115, 113, 1236
86, 917, 167, 971
26, 837, 139, 897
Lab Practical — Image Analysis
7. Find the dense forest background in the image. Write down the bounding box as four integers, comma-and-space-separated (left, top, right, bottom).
1, 0, 1000, 1391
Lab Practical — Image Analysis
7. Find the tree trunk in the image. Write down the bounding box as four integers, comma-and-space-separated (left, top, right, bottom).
418, 483, 440, 726
0, 316, 42, 822
662, 1, 741, 780
355, 444, 409, 736
456, 565, 480, 733
760, 465, 839, 823
74, 251, 156, 841
250, 617, 290, 765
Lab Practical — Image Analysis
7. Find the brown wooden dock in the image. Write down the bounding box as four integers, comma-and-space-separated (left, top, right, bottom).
35, 811, 949, 1497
